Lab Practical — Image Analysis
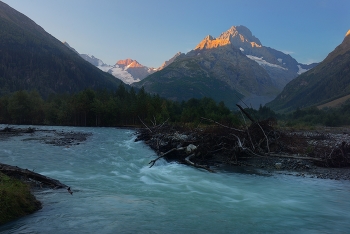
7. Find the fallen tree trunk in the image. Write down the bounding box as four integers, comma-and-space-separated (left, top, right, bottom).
267, 153, 325, 162
185, 154, 215, 173
0, 163, 68, 189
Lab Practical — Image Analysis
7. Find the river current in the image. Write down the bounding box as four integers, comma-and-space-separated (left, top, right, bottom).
0, 125, 350, 233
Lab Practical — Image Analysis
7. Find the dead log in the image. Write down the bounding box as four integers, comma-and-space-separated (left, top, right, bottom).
0, 163, 68, 189
185, 154, 215, 173
200, 117, 244, 132
268, 153, 325, 162
236, 104, 270, 153
149, 147, 185, 168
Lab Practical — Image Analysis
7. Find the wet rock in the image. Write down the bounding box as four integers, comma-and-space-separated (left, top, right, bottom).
275, 162, 282, 169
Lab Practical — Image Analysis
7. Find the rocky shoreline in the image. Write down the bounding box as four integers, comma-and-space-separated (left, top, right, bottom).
228, 127, 350, 180
0, 126, 89, 225
224, 155, 350, 181
1, 125, 350, 181
136, 123, 350, 181
0, 126, 91, 146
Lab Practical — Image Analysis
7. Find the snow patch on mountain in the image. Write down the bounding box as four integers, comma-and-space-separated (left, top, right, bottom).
78, 54, 143, 84
246, 55, 287, 70
97, 64, 139, 84
297, 65, 309, 75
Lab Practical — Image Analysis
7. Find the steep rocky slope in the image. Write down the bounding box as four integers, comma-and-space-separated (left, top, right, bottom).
267, 30, 350, 112
0, 2, 122, 97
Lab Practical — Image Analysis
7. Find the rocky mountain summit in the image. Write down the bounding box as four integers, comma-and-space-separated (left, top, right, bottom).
214, 26, 317, 89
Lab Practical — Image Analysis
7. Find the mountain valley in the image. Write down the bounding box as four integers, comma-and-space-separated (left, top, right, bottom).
2, 0, 348, 113
267, 30, 350, 112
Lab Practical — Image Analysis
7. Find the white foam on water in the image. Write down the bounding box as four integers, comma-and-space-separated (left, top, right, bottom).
1, 126, 350, 233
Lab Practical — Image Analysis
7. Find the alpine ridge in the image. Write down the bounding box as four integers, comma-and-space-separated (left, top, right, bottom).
267, 29, 350, 112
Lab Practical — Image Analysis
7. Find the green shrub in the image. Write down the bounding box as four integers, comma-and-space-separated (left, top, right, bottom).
0, 172, 41, 225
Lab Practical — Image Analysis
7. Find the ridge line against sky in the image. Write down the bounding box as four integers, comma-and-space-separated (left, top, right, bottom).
2, 0, 349, 68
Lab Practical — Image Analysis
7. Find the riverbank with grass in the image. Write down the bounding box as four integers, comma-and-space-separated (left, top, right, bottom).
0, 172, 42, 225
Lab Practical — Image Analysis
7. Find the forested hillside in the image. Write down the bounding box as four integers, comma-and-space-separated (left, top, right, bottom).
0, 1, 122, 97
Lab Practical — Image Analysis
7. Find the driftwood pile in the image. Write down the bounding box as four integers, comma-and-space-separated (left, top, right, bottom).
136, 107, 350, 172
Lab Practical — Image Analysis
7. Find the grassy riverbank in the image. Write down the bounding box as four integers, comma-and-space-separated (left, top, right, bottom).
0, 172, 42, 225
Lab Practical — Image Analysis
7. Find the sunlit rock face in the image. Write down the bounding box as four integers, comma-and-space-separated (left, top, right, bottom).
194, 35, 231, 50
111, 59, 156, 84
192, 25, 316, 91
346, 30, 350, 37
217, 25, 317, 90
217, 25, 262, 48
116, 59, 143, 68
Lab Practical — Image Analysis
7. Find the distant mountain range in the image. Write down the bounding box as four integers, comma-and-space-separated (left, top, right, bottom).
0, 2, 123, 97
2, 0, 334, 111
267, 30, 350, 112
132, 26, 317, 108
71, 26, 316, 108
64, 41, 183, 85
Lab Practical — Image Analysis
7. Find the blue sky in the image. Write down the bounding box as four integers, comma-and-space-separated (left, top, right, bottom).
3, 0, 349, 68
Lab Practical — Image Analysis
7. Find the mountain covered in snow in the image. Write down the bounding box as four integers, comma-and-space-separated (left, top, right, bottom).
95, 58, 157, 85
63, 42, 155, 84
91, 53, 186, 85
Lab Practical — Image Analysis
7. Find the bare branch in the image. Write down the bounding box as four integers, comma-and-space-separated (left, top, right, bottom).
200, 117, 244, 132
138, 116, 152, 133
149, 147, 185, 168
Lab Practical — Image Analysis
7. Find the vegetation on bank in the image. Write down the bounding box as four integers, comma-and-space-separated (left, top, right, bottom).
0, 84, 240, 127
0, 84, 350, 128
243, 102, 350, 127
0, 172, 41, 225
